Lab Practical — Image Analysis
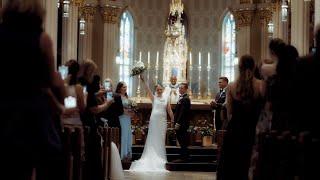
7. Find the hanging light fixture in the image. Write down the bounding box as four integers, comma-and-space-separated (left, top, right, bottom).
281, 0, 288, 22
79, 18, 86, 35
63, 0, 70, 18
268, 21, 274, 34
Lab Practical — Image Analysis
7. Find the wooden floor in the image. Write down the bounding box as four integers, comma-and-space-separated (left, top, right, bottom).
124, 171, 216, 180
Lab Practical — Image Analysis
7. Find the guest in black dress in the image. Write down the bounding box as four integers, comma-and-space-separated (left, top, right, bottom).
0, 1, 66, 179
217, 55, 264, 180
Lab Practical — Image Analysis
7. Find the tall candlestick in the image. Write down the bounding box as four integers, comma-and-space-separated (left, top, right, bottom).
198, 52, 202, 99
156, 51, 159, 66
189, 52, 192, 65
189, 52, 193, 98
139, 51, 142, 62
207, 52, 211, 99
147, 51, 150, 67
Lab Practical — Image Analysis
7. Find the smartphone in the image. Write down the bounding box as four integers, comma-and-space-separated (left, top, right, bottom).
58, 65, 68, 80
64, 96, 77, 108
106, 92, 113, 100
104, 81, 111, 91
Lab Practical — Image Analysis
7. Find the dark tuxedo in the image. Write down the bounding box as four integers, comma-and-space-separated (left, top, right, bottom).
213, 89, 227, 130
174, 93, 191, 160
101, 93, 124, 128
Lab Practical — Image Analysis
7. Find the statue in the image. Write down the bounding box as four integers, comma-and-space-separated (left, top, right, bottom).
168, 76, 180, 104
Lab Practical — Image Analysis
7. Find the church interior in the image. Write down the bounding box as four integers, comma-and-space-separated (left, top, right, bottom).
0, 0, 319, 179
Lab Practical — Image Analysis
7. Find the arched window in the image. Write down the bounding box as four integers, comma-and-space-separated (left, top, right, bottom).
221, 12, 236, 82
119, 11, 134, 95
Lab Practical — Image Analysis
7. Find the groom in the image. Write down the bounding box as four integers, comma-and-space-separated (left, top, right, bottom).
173, 82, 191, 162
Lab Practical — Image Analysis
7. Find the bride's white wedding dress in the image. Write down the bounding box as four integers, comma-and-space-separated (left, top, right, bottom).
129, 88, 170, 172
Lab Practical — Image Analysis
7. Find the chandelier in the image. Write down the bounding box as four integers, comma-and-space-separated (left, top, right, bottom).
165, 0, 185, 41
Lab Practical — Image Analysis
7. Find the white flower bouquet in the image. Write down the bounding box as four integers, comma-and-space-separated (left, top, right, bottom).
130, 61, 147, 77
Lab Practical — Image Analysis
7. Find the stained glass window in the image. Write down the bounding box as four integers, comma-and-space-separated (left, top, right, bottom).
119, 11, 134, 95
221, 12, 236, 82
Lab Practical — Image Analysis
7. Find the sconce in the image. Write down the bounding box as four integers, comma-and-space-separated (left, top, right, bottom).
63, 0, 70, 18
281, 0, 288, 22
79, 18, 86, 35
267, 21, 274, 35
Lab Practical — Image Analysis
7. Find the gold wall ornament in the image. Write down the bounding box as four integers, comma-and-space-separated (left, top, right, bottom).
257, 9, 273, 24
80, 5, 96, 22
233, 10, 255, 29
240, 0, 252, 4
101, 6, 121, 24
71, 0, 84, 7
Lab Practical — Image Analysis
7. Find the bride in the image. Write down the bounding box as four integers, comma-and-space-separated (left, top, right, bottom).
129, 74, 174, 172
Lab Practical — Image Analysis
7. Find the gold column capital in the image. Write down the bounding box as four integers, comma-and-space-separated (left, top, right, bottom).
71, 0, 85, 7
257, 8, 273, 24
101, 6, 121, 24
233, 9, 255, 29
80, 5, 96, 22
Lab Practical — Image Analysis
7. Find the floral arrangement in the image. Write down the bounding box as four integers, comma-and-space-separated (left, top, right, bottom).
130, 61, 147, 77
199, 125, 214, 137
132, 125, 148, 136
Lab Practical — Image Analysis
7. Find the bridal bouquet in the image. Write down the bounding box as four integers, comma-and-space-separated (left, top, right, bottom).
130, 61, 147, 77
128, 99, 138, 113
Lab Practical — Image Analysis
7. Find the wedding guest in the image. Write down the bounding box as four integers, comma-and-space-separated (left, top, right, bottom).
62, 59, 85, 126
294, 26, 320, 180
80, 59, 113, 180
210, 77, 228, 130
217, 55, 264, 180
100, 78, 124, 128
0, 0, 65, 179
116, 81, 134, 161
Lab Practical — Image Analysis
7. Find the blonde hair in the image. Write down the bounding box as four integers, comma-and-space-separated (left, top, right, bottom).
79, 59, 98, 84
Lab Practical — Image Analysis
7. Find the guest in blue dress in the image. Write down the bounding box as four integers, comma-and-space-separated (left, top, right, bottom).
115, 82, 134, 161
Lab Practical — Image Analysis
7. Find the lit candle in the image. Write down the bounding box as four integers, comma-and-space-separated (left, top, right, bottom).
199, 52, 201, 66
147, 51, 150, 66
208, 52, 210, 66
156, 51, 159, 66
189, 52, 192, 65
139, 51, 142, 62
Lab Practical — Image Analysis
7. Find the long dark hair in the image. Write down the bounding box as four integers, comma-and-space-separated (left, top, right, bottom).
66, 59, 79, 86
236, 55, 256, 100
115, 81, 128, 98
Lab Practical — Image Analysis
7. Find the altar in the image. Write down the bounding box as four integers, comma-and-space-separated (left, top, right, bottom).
131, 97, 215, 146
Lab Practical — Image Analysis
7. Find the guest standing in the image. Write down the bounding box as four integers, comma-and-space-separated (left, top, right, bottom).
100, 79, 124, 128
0, 0, 65, 179
217, 55, 264, 180
116, 82, 134, 161
210, 77, 229, 130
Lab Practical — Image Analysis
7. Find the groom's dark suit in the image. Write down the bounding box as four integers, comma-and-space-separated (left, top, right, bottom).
174, 93, 191, 160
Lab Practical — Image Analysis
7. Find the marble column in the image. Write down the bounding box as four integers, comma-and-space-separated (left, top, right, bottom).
101, 6, 121, 82
78, 5, 95, 63
61, 1, 81, 64
257, 8, 273, 60
315, 0, 320, 30
42, 0, 58, 68
233, 9, 254, 57
291, 0, 310, 56
272, 1, 288, 42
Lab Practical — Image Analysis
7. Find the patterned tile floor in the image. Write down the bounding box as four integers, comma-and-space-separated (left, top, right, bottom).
123, 171, 216, 180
